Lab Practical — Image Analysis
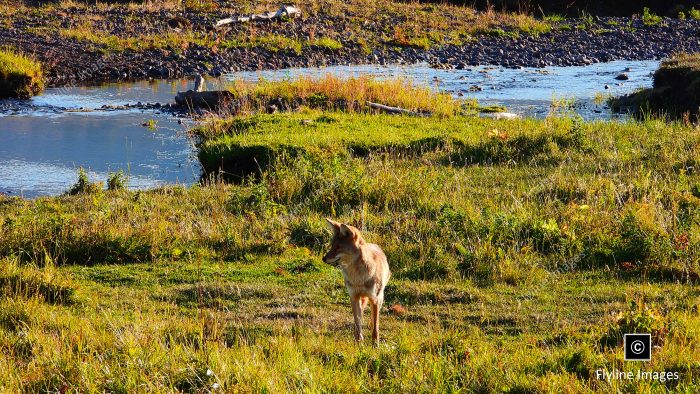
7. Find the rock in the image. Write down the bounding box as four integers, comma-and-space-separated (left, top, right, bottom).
482, 112, 522, 120
167, 16, 191, 31
615, 73, 629, 81
174, 90, 236, 110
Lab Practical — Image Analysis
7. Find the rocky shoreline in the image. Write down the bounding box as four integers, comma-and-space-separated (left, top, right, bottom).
3, 10, 700, 86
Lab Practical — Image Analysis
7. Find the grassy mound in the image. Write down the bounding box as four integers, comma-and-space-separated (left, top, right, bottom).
612, 53, 700, 119
0, 49, 43, 99
195, 112, 578, 179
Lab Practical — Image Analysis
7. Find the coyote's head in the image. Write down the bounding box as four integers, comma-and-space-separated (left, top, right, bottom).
322, 218, 365, 266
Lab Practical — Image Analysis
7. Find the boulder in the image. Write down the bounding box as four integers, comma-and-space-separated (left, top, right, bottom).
174, 90, 236, 110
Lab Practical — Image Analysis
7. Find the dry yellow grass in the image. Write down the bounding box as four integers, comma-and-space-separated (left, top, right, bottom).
226, 74, 461, 116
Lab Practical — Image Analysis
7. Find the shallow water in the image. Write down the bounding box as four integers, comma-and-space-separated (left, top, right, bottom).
223, 60, 659, 120
0, 60, 659, 198
0, 81, 200, 198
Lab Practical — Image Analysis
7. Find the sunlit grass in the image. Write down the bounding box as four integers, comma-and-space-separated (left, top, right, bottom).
58, 22, 211, 52
0, 48, 43, 98
219, 75, 461, 118
2, 109, 700, 390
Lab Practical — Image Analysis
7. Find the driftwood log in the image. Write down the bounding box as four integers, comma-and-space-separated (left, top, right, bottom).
367, 101, 429, 117
215, 5, 300, 27
175, 90, 236, 110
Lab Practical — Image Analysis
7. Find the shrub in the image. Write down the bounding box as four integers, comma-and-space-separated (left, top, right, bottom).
616, 209, 671, 266
600, 300, 667, 349
67, 168, 102, 195
642, 7, 662, 26
689, 7, 700, 19
107, 171, 127, 191
616, 53, 700, 119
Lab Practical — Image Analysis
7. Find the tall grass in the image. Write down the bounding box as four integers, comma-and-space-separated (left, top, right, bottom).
221, 75, 461, 118
0, 48, 43, 98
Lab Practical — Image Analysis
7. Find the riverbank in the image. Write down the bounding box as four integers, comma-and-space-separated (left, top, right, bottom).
612, 53, 700, 119
1, 1, 699, 86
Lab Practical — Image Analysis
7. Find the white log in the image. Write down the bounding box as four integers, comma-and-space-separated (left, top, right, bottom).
367, 101, 428, 117
215, 5, 300, 27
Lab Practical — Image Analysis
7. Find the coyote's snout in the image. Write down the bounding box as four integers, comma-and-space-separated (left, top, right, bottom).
323, 218, 391, 344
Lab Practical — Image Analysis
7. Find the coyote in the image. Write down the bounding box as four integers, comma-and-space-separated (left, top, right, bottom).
323, 219, 391, 343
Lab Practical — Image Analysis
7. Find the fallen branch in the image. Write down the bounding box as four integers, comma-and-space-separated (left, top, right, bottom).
367, 101, 429, 117
215, 5, 300, 27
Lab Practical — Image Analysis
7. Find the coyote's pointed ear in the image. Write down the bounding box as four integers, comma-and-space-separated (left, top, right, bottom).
339, 223, 352, 238
325, 218, 339, 234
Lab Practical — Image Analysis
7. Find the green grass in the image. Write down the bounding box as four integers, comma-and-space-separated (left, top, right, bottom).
2, 111, 700, 391
690, 8, 700, 20
0, 48, 43, 98
544, 14, 566, 22
58, 23, 213, 53
222, 35, 343, 54
308, 37, 344, 51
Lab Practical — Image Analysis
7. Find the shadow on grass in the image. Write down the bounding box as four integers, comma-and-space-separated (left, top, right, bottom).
0, 274, 74, 305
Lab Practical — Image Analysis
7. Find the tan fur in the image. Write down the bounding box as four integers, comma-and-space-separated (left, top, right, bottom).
323, 218, 391, 344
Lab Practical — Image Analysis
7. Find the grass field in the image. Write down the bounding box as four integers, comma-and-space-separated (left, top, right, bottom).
1, 101, 700, 391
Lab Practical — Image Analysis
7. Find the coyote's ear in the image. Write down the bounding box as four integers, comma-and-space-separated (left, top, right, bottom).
339, 223, 352, 238
325, 218, 339, 234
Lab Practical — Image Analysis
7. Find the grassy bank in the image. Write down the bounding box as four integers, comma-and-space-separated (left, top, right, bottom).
612, 53, 700, 119
1, 109, 700, 391
0, 48, 43, 98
